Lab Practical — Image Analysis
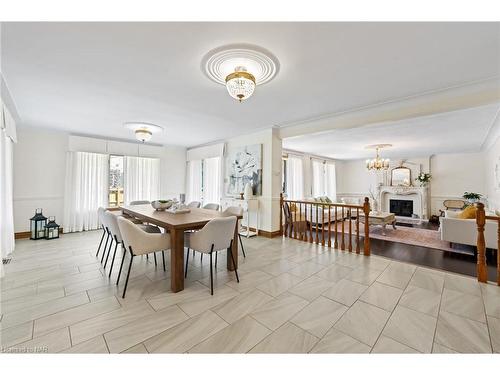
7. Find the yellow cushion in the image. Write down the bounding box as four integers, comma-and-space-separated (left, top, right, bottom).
458, 205, 477, 219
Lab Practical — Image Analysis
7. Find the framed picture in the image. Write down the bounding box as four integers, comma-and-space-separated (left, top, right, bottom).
225, 144, 262, 196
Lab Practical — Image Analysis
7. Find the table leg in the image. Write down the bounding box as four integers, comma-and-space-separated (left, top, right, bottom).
382, 224, 387, 236
228, 224, 239, 271
392, 220, 397, 230
170, 228, 185, 292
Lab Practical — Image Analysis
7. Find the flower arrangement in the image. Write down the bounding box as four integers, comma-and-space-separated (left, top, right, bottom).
415, 172, 431, 186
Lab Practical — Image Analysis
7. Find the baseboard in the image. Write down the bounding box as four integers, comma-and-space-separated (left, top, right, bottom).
257, 229, 282, 238
15, 228, 64, 239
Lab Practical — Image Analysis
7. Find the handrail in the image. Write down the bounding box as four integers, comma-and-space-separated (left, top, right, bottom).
280, 193, 371, 256
476, 203, 500, 286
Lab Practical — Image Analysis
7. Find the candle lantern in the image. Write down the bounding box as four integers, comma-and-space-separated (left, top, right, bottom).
30, 208, 47, 240
44, 216, 60, 240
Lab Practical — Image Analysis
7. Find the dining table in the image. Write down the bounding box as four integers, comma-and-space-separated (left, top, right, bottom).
120, 204, 243, 293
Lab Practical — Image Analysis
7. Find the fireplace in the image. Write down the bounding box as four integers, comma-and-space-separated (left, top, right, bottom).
390, 199, 413, 217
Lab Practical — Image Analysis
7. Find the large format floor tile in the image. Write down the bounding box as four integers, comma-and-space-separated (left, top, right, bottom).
310, 328, 371, 353
212, 289, 273, 324
249, 322, 318, 353
371, 335, 419, 353
398, 286, 441, 317
322, 279, 367, 307
359, 282, 402, 312
441, 288, 486, 323
250, 293, 309, 330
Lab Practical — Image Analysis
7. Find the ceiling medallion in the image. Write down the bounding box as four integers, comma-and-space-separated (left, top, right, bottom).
365, 144, 392, 171
124, 122, 164, 143
202, 43, 280, 102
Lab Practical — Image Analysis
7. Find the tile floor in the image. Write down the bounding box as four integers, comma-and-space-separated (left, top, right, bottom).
1, 231, 499, 354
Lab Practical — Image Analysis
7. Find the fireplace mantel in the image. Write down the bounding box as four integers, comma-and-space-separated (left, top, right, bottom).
376, 185, 429, 220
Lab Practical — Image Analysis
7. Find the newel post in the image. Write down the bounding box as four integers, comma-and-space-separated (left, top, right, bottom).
279, 193, 284, 236
363, 197, 371, 256
476, 203, 487, 283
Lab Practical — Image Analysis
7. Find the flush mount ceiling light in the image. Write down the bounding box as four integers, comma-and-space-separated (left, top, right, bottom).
202, 44, 279, 102
123, 122, 164, 143
365, 144, 392, 171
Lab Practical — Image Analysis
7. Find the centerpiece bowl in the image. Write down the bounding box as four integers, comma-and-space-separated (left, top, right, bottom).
151, 200, 173, 211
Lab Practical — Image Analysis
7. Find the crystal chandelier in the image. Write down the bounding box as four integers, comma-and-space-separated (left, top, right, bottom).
366, 146, 390, 171
225, 66, 256, 102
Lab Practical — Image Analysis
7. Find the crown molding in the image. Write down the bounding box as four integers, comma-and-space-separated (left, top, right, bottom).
278, 76, 500, 139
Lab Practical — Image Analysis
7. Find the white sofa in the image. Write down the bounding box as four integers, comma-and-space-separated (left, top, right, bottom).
440, 210, 498, 250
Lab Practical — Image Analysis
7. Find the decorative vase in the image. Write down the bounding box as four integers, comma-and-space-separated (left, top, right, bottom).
243, 182, 253, 200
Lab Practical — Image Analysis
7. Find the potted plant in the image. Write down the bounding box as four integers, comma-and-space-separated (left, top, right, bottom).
463, 192, 482, 204
415, 172, 431, 187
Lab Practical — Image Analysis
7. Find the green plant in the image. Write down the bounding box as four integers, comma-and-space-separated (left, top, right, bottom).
463, 192, 482, 200
415, 172, 431, 183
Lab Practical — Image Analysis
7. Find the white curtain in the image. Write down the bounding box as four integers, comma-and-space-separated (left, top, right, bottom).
0, 127, 15, 276
186, 160, 202, 204
285, 155, 304, 200
203, 156, 221, 206
123, 156, 160, 204
63, 152, 109, 233
312, 159, 325, 197
325, 162, 337, 201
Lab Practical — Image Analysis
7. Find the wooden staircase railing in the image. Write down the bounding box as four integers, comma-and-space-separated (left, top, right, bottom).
476, 203, 500, 285
279, 193, 371, 256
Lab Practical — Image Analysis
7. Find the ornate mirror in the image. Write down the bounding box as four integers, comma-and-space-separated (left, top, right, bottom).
391, 167, 411, 186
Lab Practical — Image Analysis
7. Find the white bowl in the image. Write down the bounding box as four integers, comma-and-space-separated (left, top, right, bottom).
151, 200, 173, 211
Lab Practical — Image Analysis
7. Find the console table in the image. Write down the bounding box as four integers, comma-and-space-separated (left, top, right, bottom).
221, 197, 259, 237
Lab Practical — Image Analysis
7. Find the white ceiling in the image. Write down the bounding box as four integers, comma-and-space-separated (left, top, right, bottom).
283, 104, 500, 160
1, 22, 500, 147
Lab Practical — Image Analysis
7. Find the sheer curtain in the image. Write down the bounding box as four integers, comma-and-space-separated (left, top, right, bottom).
63, 152, 109, 233
285, 155, 304, 200
203, 156, 221, 206
0, 128, 15, 275
312, 159, 325, 197
325, 162, 337, 201
123, 156, 160, 204
186, 160, 202, 203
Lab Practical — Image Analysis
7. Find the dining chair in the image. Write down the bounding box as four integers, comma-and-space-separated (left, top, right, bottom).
203, 203, 220, 211
223, 206, 246, 258
99, 210, 114, 265
184, 216, 239, 295
95, 207, 108, 259
103, 211, 125, 278
187, 201, 201, 208
129, 200, 151, 205
116, 216, 171, 298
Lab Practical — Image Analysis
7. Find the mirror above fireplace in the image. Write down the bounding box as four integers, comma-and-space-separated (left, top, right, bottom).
391, 166, 411, 186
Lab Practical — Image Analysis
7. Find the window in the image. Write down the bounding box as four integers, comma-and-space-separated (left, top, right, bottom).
186, 157, 221, 206
312, 159, 336, 200
283, 155, 304, 200
109, 155, 124, 207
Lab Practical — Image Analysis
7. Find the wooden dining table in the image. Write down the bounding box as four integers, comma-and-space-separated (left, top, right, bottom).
120, 204, 243, 293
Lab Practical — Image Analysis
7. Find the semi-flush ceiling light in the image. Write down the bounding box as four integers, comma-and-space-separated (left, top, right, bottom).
202, 44, 279, 103
225, 66, 256, 102
123, 122, 163, 143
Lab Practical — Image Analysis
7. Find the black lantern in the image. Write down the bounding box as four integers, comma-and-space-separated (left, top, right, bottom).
44, 216, 60, 240
30, 208, 47, 240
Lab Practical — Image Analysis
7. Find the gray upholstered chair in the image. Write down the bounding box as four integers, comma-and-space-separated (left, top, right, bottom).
103, 211, 124, 278
203, 203, 220, 211
129, 200, 151, 205
116, 216, 171, 298
96, 207, 108, 259
187, 201, 201, 208
184, 216, 239, 295
223, 206, 246, 258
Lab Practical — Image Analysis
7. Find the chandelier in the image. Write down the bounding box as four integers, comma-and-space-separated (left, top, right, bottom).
225, 66, 256, 102
124, 122, 164, 143
366, 145, 391, 171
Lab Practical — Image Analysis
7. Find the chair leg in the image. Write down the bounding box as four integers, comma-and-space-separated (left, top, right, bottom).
185, 248, 190, 278
228, 247, 240, 283
116, 245, 127, 285
104, 237, 113, 268
154, 252, 157, 267
108, 241, 118, 278
122, 255, 134, 299
162, 251, 166, 272
96, 229, 105, 257
238, 234, 246, 258
146, 254, 149, 261
215, 251, 218, 268
200, 253, 203, 262
101, 233, 110, 263
209, 252, 214, 295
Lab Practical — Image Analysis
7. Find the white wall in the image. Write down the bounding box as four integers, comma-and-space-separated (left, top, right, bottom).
485, 135, 500, 211
223, 128, 282, 233
13, 128, 186, 232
